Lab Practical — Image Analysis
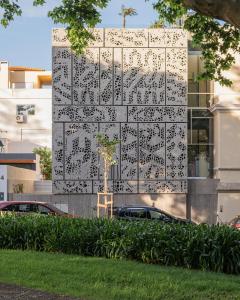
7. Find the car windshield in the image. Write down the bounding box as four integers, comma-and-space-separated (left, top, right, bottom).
229, 217, 240, 225
229, 217, 237, 225
44, 203, 66, 215
150, 209, 173, 221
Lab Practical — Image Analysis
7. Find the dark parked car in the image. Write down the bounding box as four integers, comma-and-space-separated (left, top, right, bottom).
229, 215, 240, 230
113, 206, 193, 224
0, 201, 72, 217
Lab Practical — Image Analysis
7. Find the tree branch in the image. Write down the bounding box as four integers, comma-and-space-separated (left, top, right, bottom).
182, 0, 240, 28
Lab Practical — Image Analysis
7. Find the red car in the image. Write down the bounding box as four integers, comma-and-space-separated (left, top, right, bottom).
229, 216, 240, 230
0, 201, 72, 217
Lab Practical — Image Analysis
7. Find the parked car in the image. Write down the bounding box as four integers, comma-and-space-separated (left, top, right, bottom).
113, 206, 193, 224
229, 215, 240, 230
0, 201, 73, 217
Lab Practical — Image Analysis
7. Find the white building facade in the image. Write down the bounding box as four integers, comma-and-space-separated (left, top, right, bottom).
0, 62, 52, 152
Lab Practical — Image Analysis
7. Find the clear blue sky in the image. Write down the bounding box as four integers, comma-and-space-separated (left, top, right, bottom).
0, 1, 157, 70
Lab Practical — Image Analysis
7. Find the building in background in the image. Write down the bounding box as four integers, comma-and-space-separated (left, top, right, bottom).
0, 62, 52, 152
0, 62, 52, 201
188, 50, 240, 224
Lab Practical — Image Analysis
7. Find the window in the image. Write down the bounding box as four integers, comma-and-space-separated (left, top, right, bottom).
2, 204, 17, 212
126, 208, 147, 218
37, 205, 51, 215
149, 210, 172, 222
3, 204, 31, 212
188, 145, 213, 177
18, 204, 31, 212
188, 53, 214, 178
16, 104, 35, 116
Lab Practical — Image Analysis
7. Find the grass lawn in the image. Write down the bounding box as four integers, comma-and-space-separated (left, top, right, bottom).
0, 250, 240, 300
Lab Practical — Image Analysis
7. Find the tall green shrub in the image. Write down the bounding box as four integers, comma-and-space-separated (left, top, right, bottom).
0, 215, 240, 274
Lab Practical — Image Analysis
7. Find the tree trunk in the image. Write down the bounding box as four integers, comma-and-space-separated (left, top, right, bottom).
123, 15, 126, 28
182, 0, 240, 28
104, 159, 108, 194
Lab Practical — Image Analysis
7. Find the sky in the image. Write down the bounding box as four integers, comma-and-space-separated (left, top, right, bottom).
0, 0, 157, 70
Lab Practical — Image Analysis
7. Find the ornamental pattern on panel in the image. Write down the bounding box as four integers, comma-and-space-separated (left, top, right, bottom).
52, 123, 64, 179
65, 123, 98, 180
52, 48, 72, 105
52, 28, 187, 194
139, 123, 165, 180
73, 49, 99, 105
123, 48, 165, 105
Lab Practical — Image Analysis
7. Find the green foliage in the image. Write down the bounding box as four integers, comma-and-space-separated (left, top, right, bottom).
0, 214, 240, 274
184, 14, 240, 86
48, 0, 110, 55
1, 0, 240, 85
33, 146, 52, 180
96, 133, 119, 192
2, 250, 240, 300
119, 5, 137, 28
0, 0, 22, 27
149, 19, 164, 29
96, 133, 119, 167
153, 0, 240, 86
119, 6, 137, 17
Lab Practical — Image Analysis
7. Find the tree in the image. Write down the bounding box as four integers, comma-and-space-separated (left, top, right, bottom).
33, 147, 52, 180
153, 1, 240, 85
1, 0, 240, 85
149, 19, 164, 29
118, 5, 137, 28
96, 133, 119, 194
181, 0, 240, 28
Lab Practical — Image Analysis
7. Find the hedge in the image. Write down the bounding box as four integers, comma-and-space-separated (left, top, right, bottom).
0, 214, 240, 274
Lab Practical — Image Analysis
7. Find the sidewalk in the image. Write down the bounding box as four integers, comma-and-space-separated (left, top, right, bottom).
0, 283, 82, 300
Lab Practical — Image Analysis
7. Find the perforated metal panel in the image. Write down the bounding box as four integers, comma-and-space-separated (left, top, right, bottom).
52, 28, 188, 194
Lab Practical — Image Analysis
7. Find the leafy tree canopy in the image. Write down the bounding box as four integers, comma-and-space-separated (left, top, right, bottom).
1, 0, 240, 85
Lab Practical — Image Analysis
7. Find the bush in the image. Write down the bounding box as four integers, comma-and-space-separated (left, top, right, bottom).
0, 214, 240, 274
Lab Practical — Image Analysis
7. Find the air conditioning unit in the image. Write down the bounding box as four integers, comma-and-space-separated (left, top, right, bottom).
16, 115, 24, 123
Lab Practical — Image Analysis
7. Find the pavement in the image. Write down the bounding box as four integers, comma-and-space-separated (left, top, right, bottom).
0, 283, 82, 300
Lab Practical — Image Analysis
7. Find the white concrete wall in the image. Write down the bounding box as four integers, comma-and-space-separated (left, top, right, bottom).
218, 192, 240, 223
0, 89, 52, 149
7, 166, 37, 194
211, 54, 240, 223
0, 62, 9, 89
10, 71, 51, 89
0, 165, 8, 201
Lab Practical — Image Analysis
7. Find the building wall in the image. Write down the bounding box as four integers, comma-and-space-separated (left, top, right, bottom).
0, 165, 37, 201
0, 62, 9, 89
210, 54, 240, 223
214, 111, 240, 182
9, 71, 51, 89
52, 28, 188, 210
217, 191, 240, 223
0, 89, 52, 149
187, 178, 219, 224
0, 166, 8, 201
7, 165, 36, 194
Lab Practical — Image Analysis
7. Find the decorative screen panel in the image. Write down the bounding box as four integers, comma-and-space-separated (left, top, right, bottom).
52, 28, 187, 194
123, 48, 165, 105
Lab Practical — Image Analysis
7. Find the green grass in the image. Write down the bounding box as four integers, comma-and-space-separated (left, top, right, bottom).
0, 250, 240, 300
